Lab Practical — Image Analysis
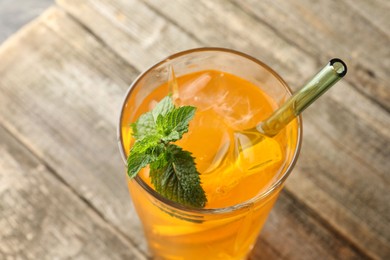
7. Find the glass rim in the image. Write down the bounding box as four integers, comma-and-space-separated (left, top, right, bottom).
117, 47, 302, 215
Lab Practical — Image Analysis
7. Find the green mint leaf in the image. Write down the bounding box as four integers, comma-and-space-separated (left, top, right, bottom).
131, 111, 156, 139
130, 135, 160, 154
150, 144, 207, 208
152, 95, 175, 121
127, 138, 163, 178
159, 106, 196, 142
127, 152, 153, 178
127, 95, 207, 208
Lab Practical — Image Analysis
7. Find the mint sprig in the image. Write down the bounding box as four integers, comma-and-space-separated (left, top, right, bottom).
127, 96, 207, 208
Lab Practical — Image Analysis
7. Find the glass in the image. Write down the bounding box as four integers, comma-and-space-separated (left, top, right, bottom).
118, 48, 302, 259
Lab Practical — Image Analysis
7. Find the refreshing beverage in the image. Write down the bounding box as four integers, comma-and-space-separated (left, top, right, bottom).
118, 48, 302, 259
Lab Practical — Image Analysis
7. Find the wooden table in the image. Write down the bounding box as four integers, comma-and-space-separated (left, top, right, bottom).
0, 1, 389, 259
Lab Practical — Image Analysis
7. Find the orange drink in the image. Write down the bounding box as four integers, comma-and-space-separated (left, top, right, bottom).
118, 48, 302, 259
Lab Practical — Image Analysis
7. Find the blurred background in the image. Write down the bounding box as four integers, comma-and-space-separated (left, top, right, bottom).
0, 0, 52, 43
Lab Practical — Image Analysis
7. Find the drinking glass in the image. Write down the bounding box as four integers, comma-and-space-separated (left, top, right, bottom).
118, 48, 302, 260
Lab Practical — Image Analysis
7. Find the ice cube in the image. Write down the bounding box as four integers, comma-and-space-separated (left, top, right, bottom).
200, 132, 283, 202
176, 73, 213, 110
176, 108, 234, 174
234, 134, 283, 174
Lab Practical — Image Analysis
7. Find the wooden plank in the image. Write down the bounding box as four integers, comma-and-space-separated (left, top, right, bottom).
232, 0, 390, 111
0, 125, 146, 260
344, 0, 390, 37
250, 191, 366, 260
56, 0, 200, 72
0, 7, 148, 252
288, 123, 390, 259
139, 0, 317, 85
55, 0, 390, 258
2, 0, 389, 258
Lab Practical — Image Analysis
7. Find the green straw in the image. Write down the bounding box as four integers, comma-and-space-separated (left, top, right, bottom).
257, 58, 347, 137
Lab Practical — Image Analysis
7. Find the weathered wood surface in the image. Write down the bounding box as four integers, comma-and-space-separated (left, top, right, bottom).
0, 1, 389, 259
0, 0, 52, 43
0, 124, 146, 260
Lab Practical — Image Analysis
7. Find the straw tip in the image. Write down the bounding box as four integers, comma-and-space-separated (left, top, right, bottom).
330, 58, 347, 77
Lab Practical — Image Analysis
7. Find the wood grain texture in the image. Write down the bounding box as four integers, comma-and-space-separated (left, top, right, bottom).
249, 191, 366, 260
0, 125, 146, 260
344, 0, 390, 37
0, 6, 148, 253
88, 0, 389, 258
1, 0, 389, 259
56, 0, 200, 72
233, 0, 390, 111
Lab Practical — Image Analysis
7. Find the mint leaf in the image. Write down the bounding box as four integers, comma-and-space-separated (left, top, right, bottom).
158, 106, 196, 142
127, 137, 163, 178
130, 135, 160, 154
150, 144, 206, 208
127, 96, 207, 208
127, 152, 154, 178
152, 95, 174, 121
131, 112, 156, 139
